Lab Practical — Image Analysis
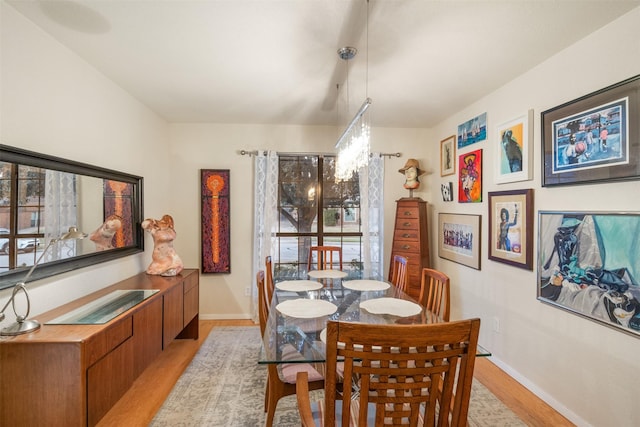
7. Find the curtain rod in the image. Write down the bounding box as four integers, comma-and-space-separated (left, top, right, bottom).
238, 150, 400, 158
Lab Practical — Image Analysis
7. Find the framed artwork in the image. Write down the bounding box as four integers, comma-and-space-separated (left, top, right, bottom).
458, 148, 482, 203
541, 74, 640, 187
201, 169, 231, 274
441, 182, 453, 202
457, 112, 487, 149
438, 213, 481, 270
538, 211, 640, 337
440, 135, 456, 176
495, 110, 534, 184
488, 189, 534, 270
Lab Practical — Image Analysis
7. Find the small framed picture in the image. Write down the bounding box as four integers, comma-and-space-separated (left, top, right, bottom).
441, 182, 453, 202
495, 110, 533, 184
458, 149, 482, 203
488, 189, 534, 270
438, 213, 481, 270
440, 135, 456, 176
541, 74, 640, 187
457, 112, 487, 149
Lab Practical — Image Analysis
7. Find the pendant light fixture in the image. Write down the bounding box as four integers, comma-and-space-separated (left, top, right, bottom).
335, 0, 371, 182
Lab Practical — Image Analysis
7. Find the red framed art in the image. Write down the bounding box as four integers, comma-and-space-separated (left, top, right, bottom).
201, 169, 231, 274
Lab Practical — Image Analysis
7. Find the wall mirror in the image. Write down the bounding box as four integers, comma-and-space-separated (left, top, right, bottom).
0, 144, 144, 290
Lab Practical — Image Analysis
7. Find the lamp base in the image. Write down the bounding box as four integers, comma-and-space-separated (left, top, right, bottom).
0, 319, 41, 336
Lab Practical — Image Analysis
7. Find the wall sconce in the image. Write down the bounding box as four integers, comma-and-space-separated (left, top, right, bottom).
0, 227, 87, 336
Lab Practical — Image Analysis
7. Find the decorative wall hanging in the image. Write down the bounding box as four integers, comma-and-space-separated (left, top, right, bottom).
488, 189, 534, 270
440, 135, 456, 176
201, 169, 231, 274
438, 213, 481, 270
541, 74, 640, 187
495, 110, 534, 184
458, 149, 482, 203
538, 211, 640, 337
457, 112, 487, 149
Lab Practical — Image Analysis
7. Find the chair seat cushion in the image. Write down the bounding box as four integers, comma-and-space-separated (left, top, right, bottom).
278, 344, 324, 383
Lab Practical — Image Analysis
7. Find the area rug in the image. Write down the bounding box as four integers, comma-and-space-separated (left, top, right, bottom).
150, 326, 525, 427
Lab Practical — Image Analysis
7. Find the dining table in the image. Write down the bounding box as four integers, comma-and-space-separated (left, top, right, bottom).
258, 277, 490, 365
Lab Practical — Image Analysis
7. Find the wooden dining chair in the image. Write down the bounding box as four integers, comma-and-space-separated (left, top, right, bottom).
418, 267, 451, 322
307, 245, 343, 271
256, 270, 324, 427
296, 318, 481, 427
265, 255, 275, 305
390, 254, 408, 293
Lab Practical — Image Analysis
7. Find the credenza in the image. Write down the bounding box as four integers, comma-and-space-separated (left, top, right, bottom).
0, 269, 199, 427
388, 198, 431, 299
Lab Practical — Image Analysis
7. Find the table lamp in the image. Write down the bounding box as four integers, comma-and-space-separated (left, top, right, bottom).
0, 226, 87, 336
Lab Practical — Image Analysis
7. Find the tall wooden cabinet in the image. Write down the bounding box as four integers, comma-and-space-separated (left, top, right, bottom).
388, 198, 430, 299
0, 269, 199, 427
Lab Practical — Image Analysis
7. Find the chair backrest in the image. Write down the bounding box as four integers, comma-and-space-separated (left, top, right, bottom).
265, 255, 275, 304
307, 246, 343, 271
390, 255, 408, 292
257, 270, 268, 337
418, 268, 451, 322
323, 318, 481, 427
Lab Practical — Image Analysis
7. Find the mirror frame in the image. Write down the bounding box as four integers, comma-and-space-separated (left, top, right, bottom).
0, 144, 144, 289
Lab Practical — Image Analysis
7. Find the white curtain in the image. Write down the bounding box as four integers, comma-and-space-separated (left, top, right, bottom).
251, 151, 279, 321
360, 153, 385, 279
43, 170, 79, 262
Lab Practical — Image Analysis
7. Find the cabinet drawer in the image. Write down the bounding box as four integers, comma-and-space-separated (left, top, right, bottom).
397, 206, 420, 219
393, 241, 421, 253
395, 230, 419, 241
395, 217, 419, 230
85, 317, 133, 367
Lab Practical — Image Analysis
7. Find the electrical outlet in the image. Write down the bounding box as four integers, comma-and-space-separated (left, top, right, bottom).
244, 287, 251, 296
493, 316, 500, 333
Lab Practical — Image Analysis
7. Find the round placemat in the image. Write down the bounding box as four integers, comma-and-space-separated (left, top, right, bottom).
342, 279, 390, 291
276, 298, 338, 318
275, 280, 323, 292
359, 298, 422, 317
308, 269, 348, 279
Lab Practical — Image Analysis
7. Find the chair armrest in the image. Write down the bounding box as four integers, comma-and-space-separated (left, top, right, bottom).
296, 371, 316, 427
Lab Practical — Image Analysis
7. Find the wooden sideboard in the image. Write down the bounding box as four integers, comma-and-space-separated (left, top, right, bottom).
0, 269, 199, 427
388, 198, 431, 299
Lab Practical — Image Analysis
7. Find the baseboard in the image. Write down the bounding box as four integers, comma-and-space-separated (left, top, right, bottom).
488, 355, 590, 427
200, 313, 253, 320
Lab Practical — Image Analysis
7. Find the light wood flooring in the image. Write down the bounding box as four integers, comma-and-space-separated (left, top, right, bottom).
97, 319, 574, 427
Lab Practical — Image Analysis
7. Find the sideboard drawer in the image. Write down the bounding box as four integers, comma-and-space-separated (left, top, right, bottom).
85, 316, 133, 367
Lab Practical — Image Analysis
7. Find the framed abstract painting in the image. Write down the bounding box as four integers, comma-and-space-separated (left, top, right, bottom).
440, 135, 456, 176
201, 169, 231, 273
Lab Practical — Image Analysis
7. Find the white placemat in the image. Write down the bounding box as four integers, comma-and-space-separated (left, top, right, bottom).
275, 280, 323, 292
308, 269, 348, 279
276, 299, 338, 318
360, 298, 422, 317
342, 279, 390, 291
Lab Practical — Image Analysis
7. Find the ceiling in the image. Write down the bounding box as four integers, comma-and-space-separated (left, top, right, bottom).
6, 0, 639, 128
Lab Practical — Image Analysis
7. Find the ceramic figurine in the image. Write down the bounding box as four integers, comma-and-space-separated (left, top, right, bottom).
141, 214, 184, 276
398, 158, 426, 191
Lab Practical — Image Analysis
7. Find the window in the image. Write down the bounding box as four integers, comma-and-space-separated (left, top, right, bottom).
0, 162, 46, 272
273, 155, 362, 279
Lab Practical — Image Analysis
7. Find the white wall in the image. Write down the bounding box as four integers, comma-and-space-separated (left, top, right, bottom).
427, 8, 640, 427
0, 3, 168, 327
167, 123, 429, 318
